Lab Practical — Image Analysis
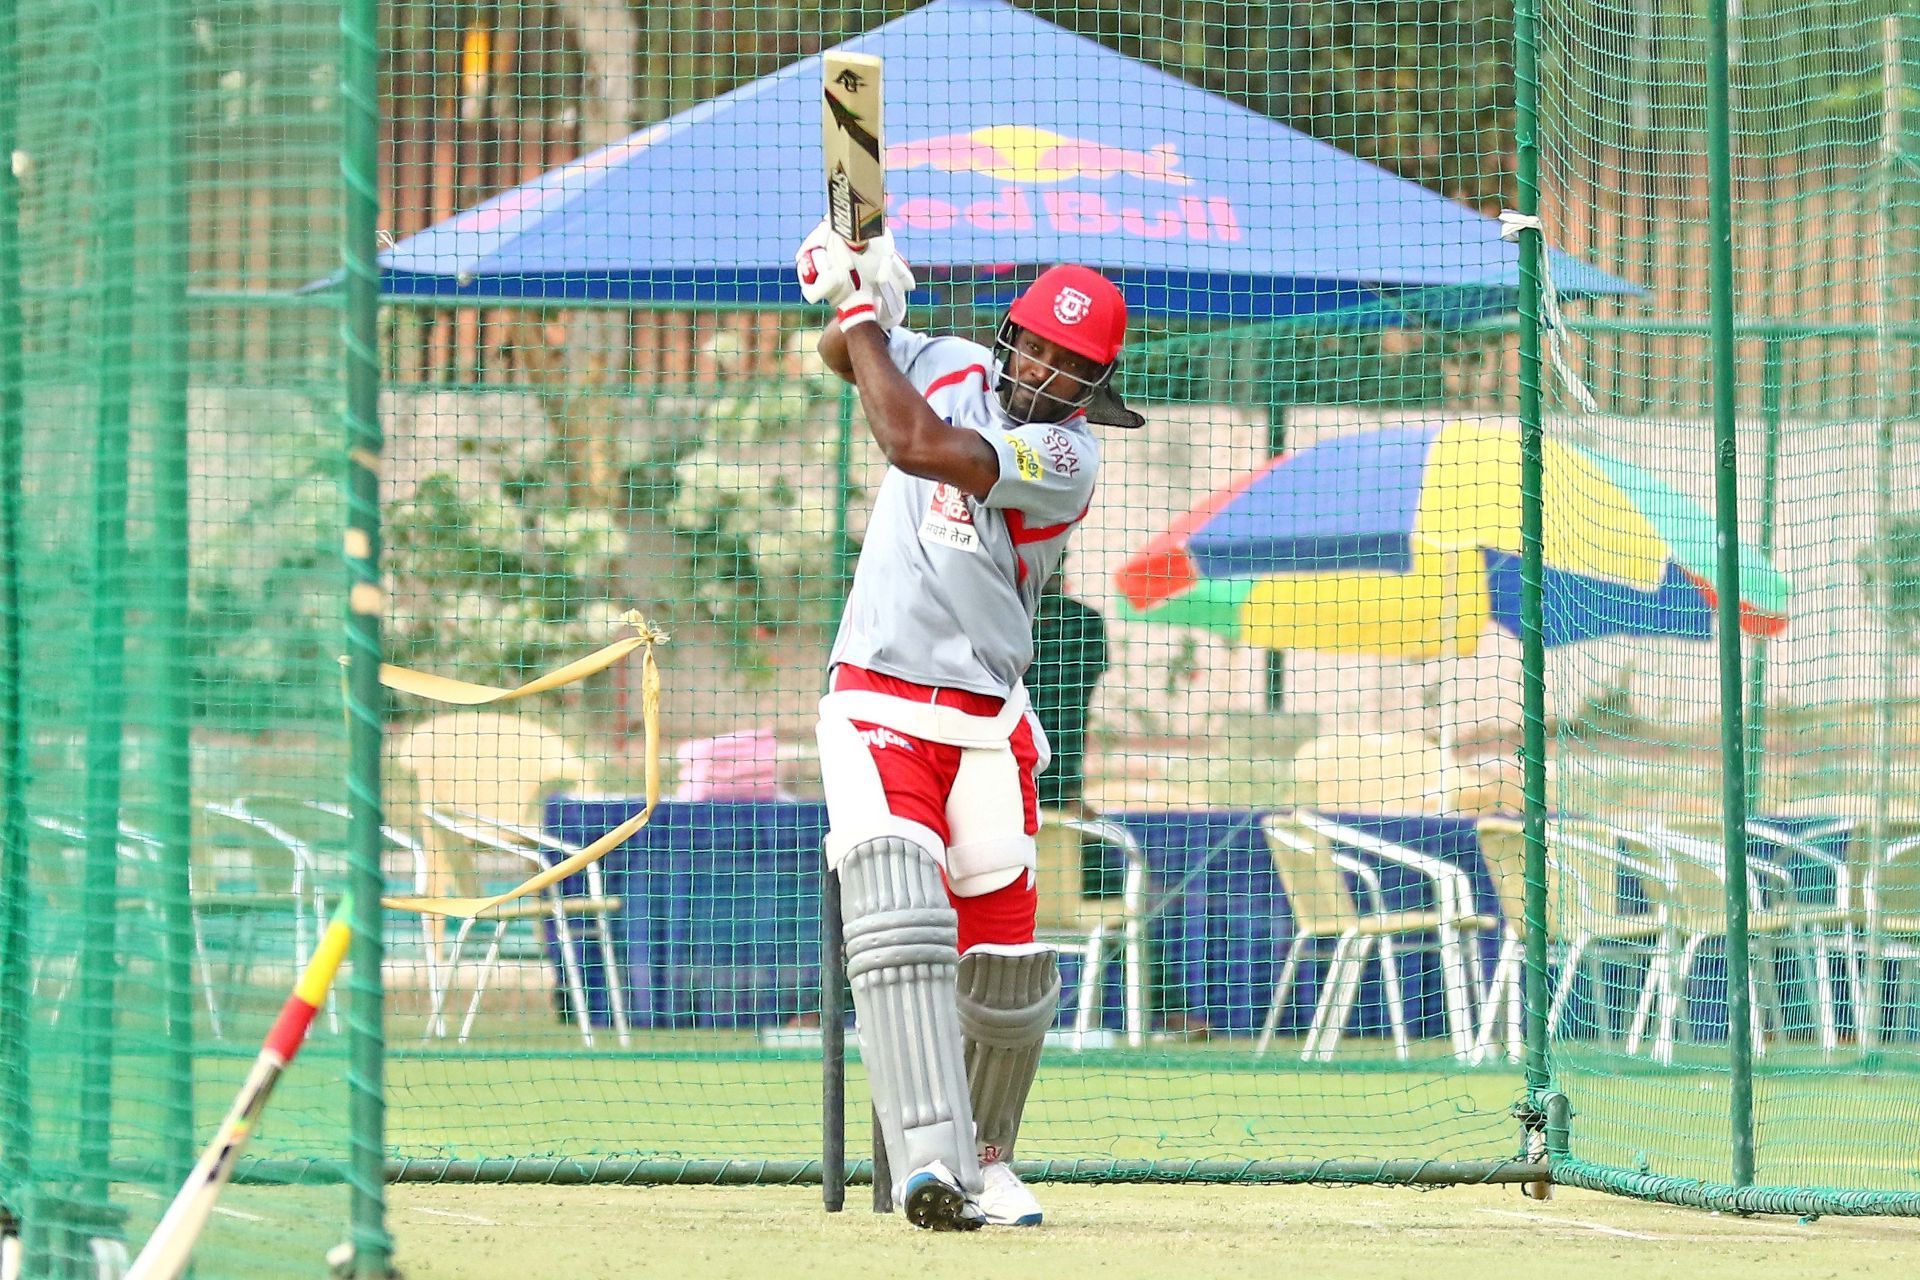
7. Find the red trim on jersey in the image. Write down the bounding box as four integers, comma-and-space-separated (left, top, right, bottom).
924, 363, 990, 398
1003, 502, 1092, 586
1006, 503, 1091, 546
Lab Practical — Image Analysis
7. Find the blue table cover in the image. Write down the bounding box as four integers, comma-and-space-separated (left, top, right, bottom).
542, 800, 1503, 1036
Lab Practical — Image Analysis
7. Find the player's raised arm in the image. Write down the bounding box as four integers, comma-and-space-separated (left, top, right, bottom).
841, 326, 999, 497
797, 220, 999, 497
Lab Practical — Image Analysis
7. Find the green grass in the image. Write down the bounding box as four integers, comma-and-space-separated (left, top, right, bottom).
372, 1048, 1527, 1166
21, 1032, 1920, 1280
370, 1182, 1920, 1280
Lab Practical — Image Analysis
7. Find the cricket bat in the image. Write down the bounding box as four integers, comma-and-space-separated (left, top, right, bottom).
125, 898, 355, 1280
822, 50, 885, 248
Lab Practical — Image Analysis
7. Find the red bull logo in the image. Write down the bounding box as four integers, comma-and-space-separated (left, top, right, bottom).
887, 189, 1240, 244
886, 125, 1192, 186
884, 126, 1239, 243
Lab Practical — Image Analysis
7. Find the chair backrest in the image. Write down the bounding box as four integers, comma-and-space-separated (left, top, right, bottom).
233, 795, 431, 893
1260, 813, 1360, 937
391, 711, 592, 899
1476, 816, 1658, 941
1637, 822, 1794, 932
1473, 817, 1530, 935
393, 711, 592, 831
199, 803, 304, 896
1032, 808, 1129, 933
1826, 816, 1920, 921
1032, 817, 1089, 932
1876, 834, 1920, 924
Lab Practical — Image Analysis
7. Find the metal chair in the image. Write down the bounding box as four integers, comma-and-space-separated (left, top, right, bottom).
1474, 817, 1670, 1059
1655, 815, 1858, 1056
221, 795, 447, 1035
1032, 808, 1149, 1048
419, 805, 630, 1048
1257, 812, 1496, 1062
1786, 810, 1920, 1047
390, 711, 612, 1040
1865, 832, 1920, 1044
200, 801, 336, 1035
27, 814, 224, 1036
1630, 823, 1817, 1064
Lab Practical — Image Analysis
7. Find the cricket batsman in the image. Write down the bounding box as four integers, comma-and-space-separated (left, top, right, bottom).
795, 220, 1140, 1230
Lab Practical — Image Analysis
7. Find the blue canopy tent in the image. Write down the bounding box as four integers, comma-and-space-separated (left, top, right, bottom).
378, 0, 1636, 322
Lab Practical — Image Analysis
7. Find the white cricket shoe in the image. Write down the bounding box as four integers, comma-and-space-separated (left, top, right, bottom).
900, 1161, 985, 1232
976, 1159, 1043, 1227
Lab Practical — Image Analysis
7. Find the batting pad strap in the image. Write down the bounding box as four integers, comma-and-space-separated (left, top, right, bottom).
957, 947, 1060, 1163
945, 835, 1035, 899
838, 836, 983, 1199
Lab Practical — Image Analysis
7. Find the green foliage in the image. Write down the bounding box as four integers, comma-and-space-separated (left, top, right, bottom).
189, 437, 341, 730
385, 469, 628, 695
662, 355, 854, 674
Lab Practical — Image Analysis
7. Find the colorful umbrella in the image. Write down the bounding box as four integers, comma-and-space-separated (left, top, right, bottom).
1115, 422, 1789, 657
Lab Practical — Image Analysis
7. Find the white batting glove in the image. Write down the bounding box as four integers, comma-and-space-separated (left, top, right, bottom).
794, 219, 914, 332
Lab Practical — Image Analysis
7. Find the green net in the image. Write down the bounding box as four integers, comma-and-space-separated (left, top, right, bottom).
4, 0, 1920, 1274
1538, 0, 1920, 1206
1, 0, 381, 1274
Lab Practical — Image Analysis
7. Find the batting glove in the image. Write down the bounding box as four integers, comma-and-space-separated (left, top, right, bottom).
795, 219, 914, 332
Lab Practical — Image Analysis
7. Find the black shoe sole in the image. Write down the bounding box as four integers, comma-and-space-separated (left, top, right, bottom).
904, 1179, 983, 1232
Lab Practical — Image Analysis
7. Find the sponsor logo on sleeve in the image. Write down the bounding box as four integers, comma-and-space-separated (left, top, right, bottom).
1005, 434, 1043, 481
1040, 427, 1080, 476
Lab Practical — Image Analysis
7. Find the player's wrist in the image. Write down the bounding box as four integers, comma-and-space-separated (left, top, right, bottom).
836, 297, 880, 330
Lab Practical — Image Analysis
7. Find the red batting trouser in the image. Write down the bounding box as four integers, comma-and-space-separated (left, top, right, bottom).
831, 664, 1041, 952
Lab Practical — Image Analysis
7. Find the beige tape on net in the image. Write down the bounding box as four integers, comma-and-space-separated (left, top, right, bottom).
377, 610, 666, 920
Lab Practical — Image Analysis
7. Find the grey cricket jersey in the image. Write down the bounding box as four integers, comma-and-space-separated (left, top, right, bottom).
828, 326, 1101, 700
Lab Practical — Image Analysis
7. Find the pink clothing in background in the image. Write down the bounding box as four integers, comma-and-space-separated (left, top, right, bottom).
671, 728, 791, 802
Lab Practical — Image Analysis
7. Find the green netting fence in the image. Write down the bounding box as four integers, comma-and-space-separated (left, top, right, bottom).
2, 0, 1917, 1275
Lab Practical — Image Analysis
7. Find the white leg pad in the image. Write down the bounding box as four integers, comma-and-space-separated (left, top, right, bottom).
815, 713, 947, 871
957, 944, 1060, 1163
840, 836, 983, 1199
944, 735, 1037, 897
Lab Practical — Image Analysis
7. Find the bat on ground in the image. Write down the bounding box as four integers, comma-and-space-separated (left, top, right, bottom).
125, 897, 355, 1280
822, 50, 885, 249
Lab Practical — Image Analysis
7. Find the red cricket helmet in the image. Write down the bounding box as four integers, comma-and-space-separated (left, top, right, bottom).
1006, 264, 1128, 365
998, 265, 1142, 428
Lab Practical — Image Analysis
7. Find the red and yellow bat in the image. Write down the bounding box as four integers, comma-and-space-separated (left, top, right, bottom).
126, 897, 355, 1280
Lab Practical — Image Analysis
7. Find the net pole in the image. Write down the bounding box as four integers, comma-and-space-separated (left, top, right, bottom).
820, 869, 845, 1212
150, 0, 197, 1185
1264, 377, 1286, 711
77, 0, 140, 1204
1511, 0, 1553, 1103
833, 378, 855, 596
1742, 340, 1781, 817
1705, 0, 1756, 1189
822, 379, 854, 1214
1866, 15, 1905, 1052
0, 0, 31, 1211
341, 0, 393, 1266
